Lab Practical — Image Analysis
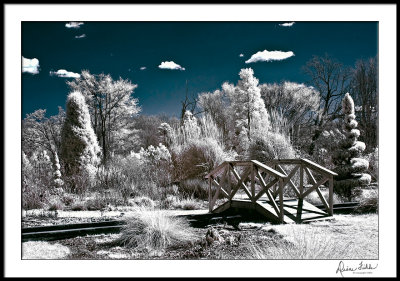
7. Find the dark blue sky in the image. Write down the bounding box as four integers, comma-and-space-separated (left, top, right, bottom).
22, 21, 378, 118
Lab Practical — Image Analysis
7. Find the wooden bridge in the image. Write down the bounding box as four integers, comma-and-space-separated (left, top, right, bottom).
205, 159, 338, 224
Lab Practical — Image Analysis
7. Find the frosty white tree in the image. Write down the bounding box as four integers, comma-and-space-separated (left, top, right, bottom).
67, 70, 140, 163
223, 68, 270, 153
60, 91, 101, 181
332, 93, 371, 201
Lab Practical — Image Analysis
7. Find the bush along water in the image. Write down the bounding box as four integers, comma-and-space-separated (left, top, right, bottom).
332, 93, 371, 201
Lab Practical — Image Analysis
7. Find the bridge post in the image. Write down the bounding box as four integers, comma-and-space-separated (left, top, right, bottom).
208, 177, 212, 213
251, 163, 255, 203
279, 178, 284, 223
227, 163, 231, 200
329, 176, 334, 216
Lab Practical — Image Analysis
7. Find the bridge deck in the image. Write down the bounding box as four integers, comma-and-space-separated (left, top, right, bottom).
212, 198, 330, 224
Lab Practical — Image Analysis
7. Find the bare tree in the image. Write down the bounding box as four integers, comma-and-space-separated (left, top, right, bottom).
22, 107, 65, 166
303, 54, 351, 154
349, 57, 378, 151
67, 70, 140, 164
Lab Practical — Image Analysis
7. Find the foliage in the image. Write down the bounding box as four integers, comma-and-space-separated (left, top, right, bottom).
177, 178, 209, 200
366, 147, 378, 182
332, 93, 371, 201
354, 189, 378, 214
247, 131, 297, 163
260, 81, 320, 143
60, 91, 101, 186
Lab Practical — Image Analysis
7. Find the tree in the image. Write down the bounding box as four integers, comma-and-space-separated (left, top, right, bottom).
22, 107, 65, 167
332, 93, 371, 201
260, 81, 320, 145
349, 57, 378, 151
303, 54, 351, 154
67, 70, 140, 163
223, 68, 270, 154
60, 91, 101, 181
197, 89, 230, 143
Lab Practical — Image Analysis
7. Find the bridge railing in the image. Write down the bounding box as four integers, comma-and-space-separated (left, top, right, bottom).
205, 158, 337, 221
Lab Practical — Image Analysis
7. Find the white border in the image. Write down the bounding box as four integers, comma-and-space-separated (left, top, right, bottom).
5, 4, 397, 277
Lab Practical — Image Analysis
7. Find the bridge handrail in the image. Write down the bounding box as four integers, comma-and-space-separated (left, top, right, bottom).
300, 158, 338, 177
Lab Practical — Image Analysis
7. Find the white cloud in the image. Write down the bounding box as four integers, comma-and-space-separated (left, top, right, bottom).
239, 54, 244, 57
158, 61, 185, 71
75, 34, 86, 39
50, 69, 80, 78
245, 50, 295, 63
279, 22, 295, 27
22, 56, 40, 74
140, 66, 146, 70
65, 22, 84, 29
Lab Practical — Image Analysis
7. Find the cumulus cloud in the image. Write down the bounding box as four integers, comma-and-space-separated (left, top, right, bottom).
279, 22, 295, 27
75, 34, 86, 39
158, 61, 185, 71
245, 50, 295, 63
239, 54, 244, 57
22, 56, 40, 74
50, 69, 80, 78
65, 22, 84, 29
140, 66, 146, 70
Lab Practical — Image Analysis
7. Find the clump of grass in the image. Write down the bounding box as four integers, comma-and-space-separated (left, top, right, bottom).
247, 226, 358, 259
116, 207, 198, 253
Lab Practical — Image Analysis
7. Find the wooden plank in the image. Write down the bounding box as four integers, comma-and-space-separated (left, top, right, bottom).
251, 164, 255, 202
231, 165, 252, 200
229, 166, 251, 200
211, 178, 230, 199
227, 164, 231, 195
329, 176, 334, 216
300, 164, 304, 196
251, 160, 287, 179
305, 167, 317, 184
277, 165, 301, 198
208, 177, 212, 212
279, 179, 284, 223
254, 176, 278, 201
267, 159, 303, 165
211, 200, 231, 214
315, 187, 330, 213
301, 158, 337, 176
205, 161, 227, 179
302, 176, 329, 198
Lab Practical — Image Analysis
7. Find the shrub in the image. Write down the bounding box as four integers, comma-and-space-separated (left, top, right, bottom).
115, 208, 198, 253
47, 198, 65, 211
172, 137, 235, 181
178, 178, 209, 200
71, 202, 86, 211
132, 196, 155, 209
85, 196, 108, 211
247, 132, 296, 163
354, 189, 378, 214
366, 147, 378, 182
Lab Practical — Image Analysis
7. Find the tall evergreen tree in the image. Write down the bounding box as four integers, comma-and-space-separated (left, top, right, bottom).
60, 91, 101, 181
223, 68, 270, 154
332, 93, 371, 201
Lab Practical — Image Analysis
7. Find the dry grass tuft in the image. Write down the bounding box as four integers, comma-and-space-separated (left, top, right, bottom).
116, 207, 198, 253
